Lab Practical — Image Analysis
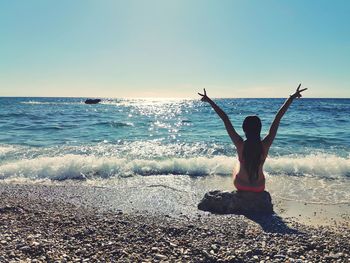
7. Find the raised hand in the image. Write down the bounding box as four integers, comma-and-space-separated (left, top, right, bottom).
291, 84, 307, 99
198, 89, 210, 102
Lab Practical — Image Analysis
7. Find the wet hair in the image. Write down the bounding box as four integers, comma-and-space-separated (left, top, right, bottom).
242, 116, 263, 182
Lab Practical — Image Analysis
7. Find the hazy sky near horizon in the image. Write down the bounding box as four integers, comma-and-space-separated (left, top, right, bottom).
0, 0, 349, 98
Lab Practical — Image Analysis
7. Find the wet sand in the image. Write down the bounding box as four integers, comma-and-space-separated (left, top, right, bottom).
0, 180, 349, 262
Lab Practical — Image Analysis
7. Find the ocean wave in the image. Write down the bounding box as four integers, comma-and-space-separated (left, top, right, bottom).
0, 153, 349, 181
94, 121, 134, 128
265, 153, 350, 177
0, 155, 231, 181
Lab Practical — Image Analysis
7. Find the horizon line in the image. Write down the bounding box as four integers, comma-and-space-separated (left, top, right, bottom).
0, 96, 349, 99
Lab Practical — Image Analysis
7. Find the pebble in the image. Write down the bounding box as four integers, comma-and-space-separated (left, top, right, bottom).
211, 244, 218, 250
154, 254, 167, 260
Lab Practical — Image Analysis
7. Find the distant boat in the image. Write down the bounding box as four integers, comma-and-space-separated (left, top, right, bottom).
85, 99, 101, 104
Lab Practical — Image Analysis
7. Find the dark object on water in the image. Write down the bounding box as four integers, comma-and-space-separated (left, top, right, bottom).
198, 190, 273, 215
85, 99, 101, 104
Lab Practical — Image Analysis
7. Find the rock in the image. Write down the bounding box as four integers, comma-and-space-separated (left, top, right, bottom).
169, 242, 177, 247
19, 246, 31, 252
325, 252, 343, 260
154, 253, 167, 260
211, 244, 218, 251
0, 205, 24, 214
85, 99, 101, 104
274, 254, 286, 259
197, 190, 273, 215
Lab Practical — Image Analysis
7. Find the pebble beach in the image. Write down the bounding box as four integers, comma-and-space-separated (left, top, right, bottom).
1, 182, 349, 262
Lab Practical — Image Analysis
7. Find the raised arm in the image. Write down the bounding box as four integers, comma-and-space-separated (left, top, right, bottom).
198, 89, 243, 148
263, 84, 307, 148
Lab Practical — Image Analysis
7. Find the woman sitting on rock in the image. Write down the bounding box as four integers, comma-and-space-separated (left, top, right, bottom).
198, 85, 307, 192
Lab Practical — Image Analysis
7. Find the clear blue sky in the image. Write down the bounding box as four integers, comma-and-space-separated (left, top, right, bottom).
0, 0, 349, 98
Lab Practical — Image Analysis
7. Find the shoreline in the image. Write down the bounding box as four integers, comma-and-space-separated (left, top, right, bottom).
1, 176, 350, 226
0, 181, 349, 262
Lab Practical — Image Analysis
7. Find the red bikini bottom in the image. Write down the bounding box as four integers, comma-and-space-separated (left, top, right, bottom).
234, 181, 265, 193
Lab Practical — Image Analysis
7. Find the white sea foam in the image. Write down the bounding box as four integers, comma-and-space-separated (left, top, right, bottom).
0, 145, 17, 156
0, 155, 232, 180
264, 153, 350, 178
1, 153, 349, 204
267, 175, 350, 204
0, 153, 349, 181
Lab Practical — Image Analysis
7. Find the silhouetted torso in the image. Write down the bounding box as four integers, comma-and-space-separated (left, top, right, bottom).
234, 141, 269, 191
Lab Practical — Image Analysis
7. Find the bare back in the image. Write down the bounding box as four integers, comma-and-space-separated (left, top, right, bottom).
234, 140, 270, 188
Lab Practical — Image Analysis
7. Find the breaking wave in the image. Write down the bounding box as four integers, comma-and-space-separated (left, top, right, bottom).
0, 153, 349, 181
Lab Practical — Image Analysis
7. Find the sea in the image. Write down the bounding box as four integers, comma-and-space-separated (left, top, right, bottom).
0, 97, 349, 204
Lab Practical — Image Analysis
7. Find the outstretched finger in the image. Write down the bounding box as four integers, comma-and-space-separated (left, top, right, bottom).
198, 93, 204, 96
297, 83, 301, 91
204, 88, 207, 96
299, 88, 307, 93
